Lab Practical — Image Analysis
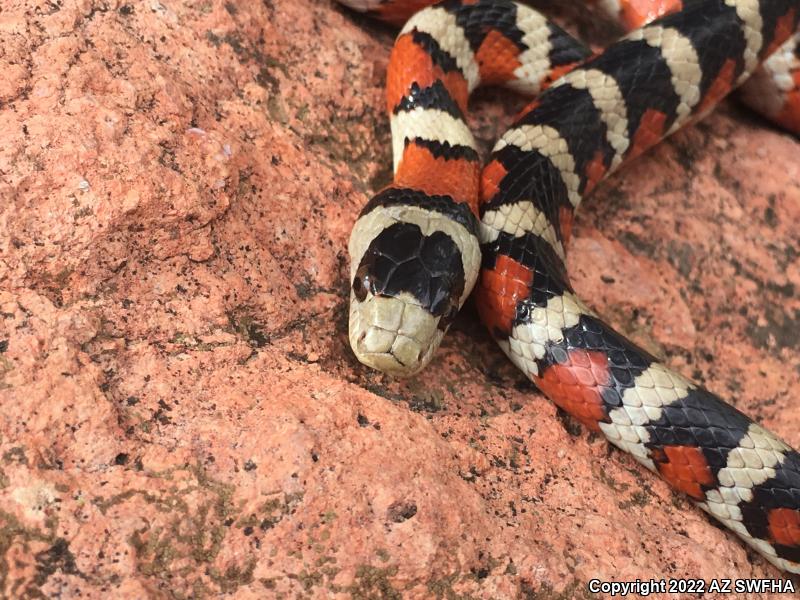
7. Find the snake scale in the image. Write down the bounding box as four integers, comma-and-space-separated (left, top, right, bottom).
337, 0, 800, 573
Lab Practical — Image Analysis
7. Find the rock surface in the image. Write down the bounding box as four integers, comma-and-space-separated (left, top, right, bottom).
1, 0, 799, 597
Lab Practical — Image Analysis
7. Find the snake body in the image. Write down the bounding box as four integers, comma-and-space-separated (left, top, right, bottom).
340, 0, 800, 573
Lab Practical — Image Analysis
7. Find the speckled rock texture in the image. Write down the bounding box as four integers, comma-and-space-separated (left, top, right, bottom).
1, 0, 799, 598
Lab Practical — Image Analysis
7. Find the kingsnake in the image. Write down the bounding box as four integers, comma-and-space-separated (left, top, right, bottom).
338, 0, 800, 573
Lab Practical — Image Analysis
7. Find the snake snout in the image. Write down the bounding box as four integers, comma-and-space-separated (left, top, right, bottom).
349, 291, 441, 375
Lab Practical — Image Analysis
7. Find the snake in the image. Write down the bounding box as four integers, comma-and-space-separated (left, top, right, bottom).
337, 0, 800, 573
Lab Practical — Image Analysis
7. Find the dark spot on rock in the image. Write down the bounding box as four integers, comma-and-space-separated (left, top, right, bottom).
766, 280, 794, 297
3, 447, 28, 465
387, 500, 417, 523
206, 31, 222, 47
154, 408, 171, 425
764, 205, 778, 227
357, 413, 369, 427
555, 408, 583, 437
0, 339, 7, 352
118, 5, 133, 15
243, 526, 253, 536
747, 305, 800, 350
34, 539, 81, 586
407, 392, 443, 413
513, 378, 536, 393
260, 518, 275, 531
244, 459, 257, 471
126, 396, 139, 406
114, 453, 129, 466
294, 280, 314, 299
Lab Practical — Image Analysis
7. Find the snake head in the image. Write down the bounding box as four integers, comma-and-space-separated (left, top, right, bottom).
347, 194, 480, 376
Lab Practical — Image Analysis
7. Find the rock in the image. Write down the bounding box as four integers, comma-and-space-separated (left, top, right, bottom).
1, 0, 798, 597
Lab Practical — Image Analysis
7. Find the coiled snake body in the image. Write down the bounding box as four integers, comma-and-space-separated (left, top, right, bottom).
339, 0, 800, 573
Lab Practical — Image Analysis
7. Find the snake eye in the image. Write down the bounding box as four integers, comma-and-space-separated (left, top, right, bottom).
352, 265, 370, 301
352, 276, 367, 301
436, 302, 459, 331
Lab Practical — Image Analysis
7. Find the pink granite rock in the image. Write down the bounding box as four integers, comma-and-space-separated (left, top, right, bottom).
0, 0, 798, 597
